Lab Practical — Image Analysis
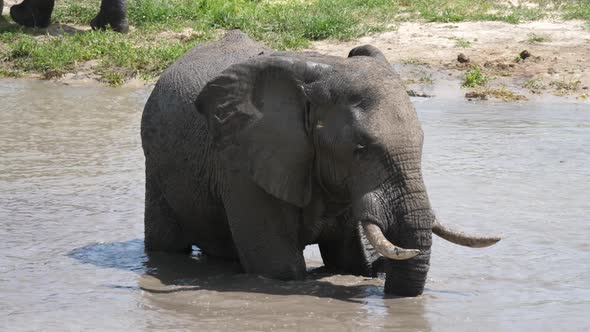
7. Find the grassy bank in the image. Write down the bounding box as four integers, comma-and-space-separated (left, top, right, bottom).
1, 0, 589, 85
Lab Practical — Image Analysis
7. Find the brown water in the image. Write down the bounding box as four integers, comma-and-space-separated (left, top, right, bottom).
1, 78, 589, 331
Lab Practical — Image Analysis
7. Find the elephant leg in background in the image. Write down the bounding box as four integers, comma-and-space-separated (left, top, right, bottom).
10, 0, 54, 28
144, 165, 193, 253
223, 172, 306, 280
91, 0, 128, 33
318, 213, 382, 277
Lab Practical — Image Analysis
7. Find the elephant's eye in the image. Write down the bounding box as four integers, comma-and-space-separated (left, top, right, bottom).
353, 130, 375, 156
354, 143, 368, 156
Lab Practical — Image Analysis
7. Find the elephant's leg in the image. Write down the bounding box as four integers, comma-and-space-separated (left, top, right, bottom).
144, 169, 192, 253
91, 0, 128, 33
10, 0, 54, 28
317, 213, 382, 277
223, 173, 306, 280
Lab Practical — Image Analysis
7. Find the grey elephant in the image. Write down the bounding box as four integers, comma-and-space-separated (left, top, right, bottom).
141, 30, 500, 297
8, 0, 128, 32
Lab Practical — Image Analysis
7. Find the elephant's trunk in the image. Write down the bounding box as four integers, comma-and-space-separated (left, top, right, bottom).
353, 156, 434, 296
384, 209, 434, 297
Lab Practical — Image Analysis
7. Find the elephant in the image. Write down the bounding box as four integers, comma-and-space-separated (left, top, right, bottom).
8, 0, 128, 32
140, 30, 501, 297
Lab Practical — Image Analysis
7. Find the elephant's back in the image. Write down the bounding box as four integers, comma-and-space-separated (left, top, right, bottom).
158, 30, 270, 109
141, 30, 270, 153
140, 31, 269, 223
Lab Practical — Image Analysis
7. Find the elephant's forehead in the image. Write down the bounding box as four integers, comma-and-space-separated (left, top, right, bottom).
367, 109, 424, 147
324, 64, 399, 101
359, 86, 423, 146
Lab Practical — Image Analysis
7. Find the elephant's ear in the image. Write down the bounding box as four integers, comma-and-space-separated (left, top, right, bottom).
348, 45, 399, 78
196, 56, 320, 207
348, 45, 389, 64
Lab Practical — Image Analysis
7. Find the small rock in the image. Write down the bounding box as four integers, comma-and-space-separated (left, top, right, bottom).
520, 50, 531, 60
457, 53, 470, 63
548, 68, 557, 75
465, 91, 488, 100
583, 86, 589, 90
43, 70, 63, 80
407, 90, 433, 98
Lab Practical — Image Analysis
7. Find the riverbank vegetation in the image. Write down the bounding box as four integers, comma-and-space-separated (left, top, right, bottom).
1, 0, 589, 85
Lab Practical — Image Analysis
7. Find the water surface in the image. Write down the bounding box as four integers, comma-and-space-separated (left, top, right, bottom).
1, 79, 589, 331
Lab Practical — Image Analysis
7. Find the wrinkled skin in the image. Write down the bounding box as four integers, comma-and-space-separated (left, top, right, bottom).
9, 0, 128, 32
142, 30, 499, 297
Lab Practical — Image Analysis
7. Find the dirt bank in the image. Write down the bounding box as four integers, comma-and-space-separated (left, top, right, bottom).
309, 20, 590, 102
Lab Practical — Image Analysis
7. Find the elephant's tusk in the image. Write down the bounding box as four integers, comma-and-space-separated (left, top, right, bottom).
362, 222, 420, 260
432, 219, 501, 248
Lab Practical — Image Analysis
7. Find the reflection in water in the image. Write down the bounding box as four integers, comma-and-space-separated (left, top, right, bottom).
69, 239, 148, 273
1, 79, 589, 331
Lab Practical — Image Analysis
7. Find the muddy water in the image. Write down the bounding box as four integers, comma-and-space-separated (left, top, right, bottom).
1, 79, 589, 331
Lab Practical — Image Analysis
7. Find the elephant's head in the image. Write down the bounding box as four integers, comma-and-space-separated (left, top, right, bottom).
196, 48, 500, 296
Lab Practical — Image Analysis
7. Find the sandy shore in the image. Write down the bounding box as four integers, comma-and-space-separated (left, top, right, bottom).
309, 20, 590, 101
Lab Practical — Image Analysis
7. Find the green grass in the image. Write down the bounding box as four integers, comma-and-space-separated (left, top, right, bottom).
1, 29, 199, 85
527, 33, 551, 43
449, 36, 472, 48
2, 0, 590, 85
465, 87, 527, 101
397, 0, 547, 23
550, 79, 582, 95
487, 87, 527, 101
462, 65, 488, 88
562, 0, 590, 21
51, 0, 397, 48
1, 0, 401, 84
524, 78, 545, 90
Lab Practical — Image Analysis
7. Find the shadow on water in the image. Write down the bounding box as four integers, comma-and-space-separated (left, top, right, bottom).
69, 239, 148, 273
69, 239, 412, 303
69, 239, 432, 330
